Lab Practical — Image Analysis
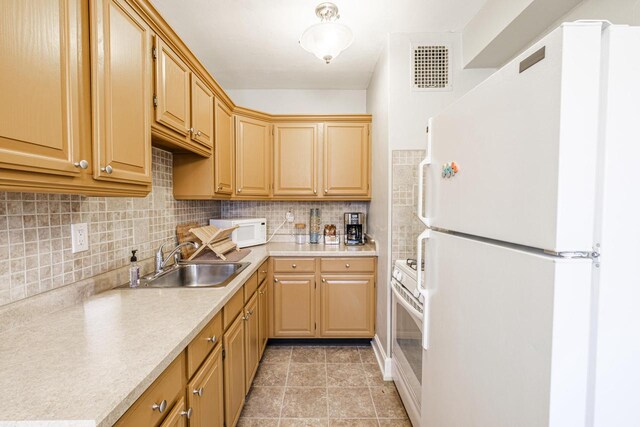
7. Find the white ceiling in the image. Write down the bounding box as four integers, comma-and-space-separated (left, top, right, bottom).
149, 0, 487, 90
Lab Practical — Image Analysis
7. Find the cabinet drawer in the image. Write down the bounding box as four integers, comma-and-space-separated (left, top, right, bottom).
320, 257, 375, 273
223, 288, 244, 330
258, 260, 269, 285
115, 351, 186, 427
244, 271, 258, 303
187, 312, 222, 378
273, 258, 315, 273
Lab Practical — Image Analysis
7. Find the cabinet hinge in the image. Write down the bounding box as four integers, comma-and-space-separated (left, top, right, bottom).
152, 47, 157, 59
426, 126, 429, 133
315, 322, 317, 331
153, 95, 158, 108
222, 347, 226, 360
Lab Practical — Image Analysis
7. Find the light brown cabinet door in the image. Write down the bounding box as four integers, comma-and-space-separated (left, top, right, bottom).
273, 123, 318, 196
154, 37, 191, 137
190, 75, 214, 150
188, 344, 224, 427
258, 281, 269, 358
319, 274, 375, 337
158, 396, 189, 427
91, 0, 152, 184
235, 116, 271, 196
323, 122, 370, 196
273, 274, 316, 338
244, 293, 260, 391
223, 313, 245, 427
214, 99, 234, 195
0, 0, 85, 177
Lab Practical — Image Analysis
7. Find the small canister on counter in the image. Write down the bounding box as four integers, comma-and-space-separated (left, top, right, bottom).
294, 223, 307, 244
309, 208, 321, 244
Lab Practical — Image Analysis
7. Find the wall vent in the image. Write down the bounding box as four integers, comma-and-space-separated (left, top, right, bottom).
412, 45, 452, 91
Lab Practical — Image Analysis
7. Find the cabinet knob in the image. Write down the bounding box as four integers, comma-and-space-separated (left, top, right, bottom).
345, 263, 350, 268
261, 270, 267, 274
193, 387, 204, 396
217, 185, 223, 190
274, 278, 279, 283
73, 160, 89, 169
188, 127, 195, 134
314, 188, 317, 194
292, 264, 297, 269
152, 400, 167, 413
249, 309, 254, 316
206, 335, 217, 344
324, 189, 328, 194
196, 130, 202, 136
259, 290, 265, 295
181, 408, 193, 419
237, 188, 242, 193
101, 165, 113, 174
322, 278, 326, 283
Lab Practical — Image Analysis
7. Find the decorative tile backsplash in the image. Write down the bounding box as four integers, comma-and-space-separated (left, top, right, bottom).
220, 200, 369, 242
0, 148, 220, 307
392, 150, 425, 262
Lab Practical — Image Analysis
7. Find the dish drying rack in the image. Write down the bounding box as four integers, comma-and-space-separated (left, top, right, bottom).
187, 224, 239, 261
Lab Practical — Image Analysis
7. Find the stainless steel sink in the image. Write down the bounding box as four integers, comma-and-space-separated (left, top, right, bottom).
130, 262, 250, 288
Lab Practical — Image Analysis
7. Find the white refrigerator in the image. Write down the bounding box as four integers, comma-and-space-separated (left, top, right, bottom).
416, 22, 640, 427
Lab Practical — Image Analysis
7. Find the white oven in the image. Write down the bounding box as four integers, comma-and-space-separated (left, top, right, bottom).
209, 218, 267, 248
391, 260, 424, 427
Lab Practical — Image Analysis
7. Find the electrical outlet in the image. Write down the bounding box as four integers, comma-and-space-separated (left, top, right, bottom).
285, 210, 295, 223
71, 223, 89, 253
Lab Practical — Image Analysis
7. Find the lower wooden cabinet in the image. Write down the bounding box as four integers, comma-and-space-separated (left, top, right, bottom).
258, 280, 269, 358
223, 312, 246, 427
319, 274, 375, 337
273, 274, 316, 337
187, 344, 224, 427
243, 293, 260, 391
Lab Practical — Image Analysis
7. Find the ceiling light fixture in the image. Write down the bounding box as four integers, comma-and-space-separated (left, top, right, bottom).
299, 2, 354, 64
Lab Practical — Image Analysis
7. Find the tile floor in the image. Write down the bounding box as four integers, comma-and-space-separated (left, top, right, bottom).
238, 344, 411, 427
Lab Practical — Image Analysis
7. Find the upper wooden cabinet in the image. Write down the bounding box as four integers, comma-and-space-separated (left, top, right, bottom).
323, 122, 370, 197
235, 116, 271, 197
0, 0, 85, 177
214, 99, 234, 195
152, 36, 213, 157
91, 0, 152, 185
273, 123, 318, 196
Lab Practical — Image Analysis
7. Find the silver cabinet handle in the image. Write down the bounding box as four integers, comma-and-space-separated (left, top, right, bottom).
74, 160, 89, 169
314, 188, 317, 194
152, 400, 167, 413
261, 270, 267, 274
259, 290, 265, 295
237, 188, 242, 193
193, 387, 204, 396
206, 335, 217, 344
101, 165, 113, 174
196, 130, 202, 136
274, 278, 279, 283
322, 278, 326, 283
292, 264, 297, 269
217, 185, 223, 190
181, 408, 193, 419
324, 189, 328, 194
249, 309, 254, 315
188, 127, 195, 134
345, 263, 350, 268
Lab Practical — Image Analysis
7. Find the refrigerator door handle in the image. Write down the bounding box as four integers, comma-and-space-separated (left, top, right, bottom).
417, 118, 433, 226
416, 228, 433, 350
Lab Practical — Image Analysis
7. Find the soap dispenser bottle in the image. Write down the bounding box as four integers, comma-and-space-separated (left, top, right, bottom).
129, 250, 139, 288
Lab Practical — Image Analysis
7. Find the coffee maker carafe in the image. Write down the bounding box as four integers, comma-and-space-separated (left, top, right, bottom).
344, 213, 365, 245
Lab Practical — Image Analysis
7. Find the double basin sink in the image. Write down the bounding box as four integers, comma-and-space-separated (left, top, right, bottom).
128, 262, 250, 289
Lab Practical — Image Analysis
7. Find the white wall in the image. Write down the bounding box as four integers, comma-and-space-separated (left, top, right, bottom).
388, 32, 494, 150
366, 40, 392, 356
225, 89, 367, 114
547, 0, 640, 31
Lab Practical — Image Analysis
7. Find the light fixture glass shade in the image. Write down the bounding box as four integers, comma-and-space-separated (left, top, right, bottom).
299, 21, 354, 64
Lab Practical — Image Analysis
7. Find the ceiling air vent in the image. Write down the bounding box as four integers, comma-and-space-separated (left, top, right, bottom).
412, 45, 452, 91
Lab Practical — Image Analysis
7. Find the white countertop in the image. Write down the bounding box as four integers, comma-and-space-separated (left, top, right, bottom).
0, 243, 376, 426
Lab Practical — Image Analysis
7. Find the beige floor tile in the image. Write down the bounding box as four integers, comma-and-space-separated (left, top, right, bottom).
377, 420, 412, 426
237, 418, 280, 426
358, 346, 377, 364
326, 346, 362, 363
280, 418, 329, 426
241, 386, 285, 418
262, 345, 293, 363
281, 387, 328, 418
329, 419, 379, 426
288, 363, 327, 387
328, 387, 376, 418
253, 362, 289, 386
369, 386, 408, 420
362, 363, 386, 387
292, 346, 327, 363
326, 363, 368, 387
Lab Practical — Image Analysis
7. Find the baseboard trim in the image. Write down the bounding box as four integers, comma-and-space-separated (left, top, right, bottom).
371, 334, 393, 380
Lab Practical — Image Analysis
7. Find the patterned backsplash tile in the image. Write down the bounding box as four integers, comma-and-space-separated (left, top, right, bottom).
392, 150, 426, 262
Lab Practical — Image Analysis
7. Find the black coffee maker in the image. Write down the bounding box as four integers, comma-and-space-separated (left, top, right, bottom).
344, 213, 366, 245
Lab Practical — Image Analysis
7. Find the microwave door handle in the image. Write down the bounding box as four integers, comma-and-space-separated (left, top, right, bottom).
417, 118, 433, 226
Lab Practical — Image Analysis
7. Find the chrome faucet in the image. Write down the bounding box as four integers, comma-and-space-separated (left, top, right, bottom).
155, 241, 200, 274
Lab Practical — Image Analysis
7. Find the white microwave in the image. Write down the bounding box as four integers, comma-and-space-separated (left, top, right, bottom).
209, 218, 267, 248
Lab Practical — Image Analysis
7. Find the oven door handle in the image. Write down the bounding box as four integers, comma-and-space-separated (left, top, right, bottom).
392, 283, 423, 321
